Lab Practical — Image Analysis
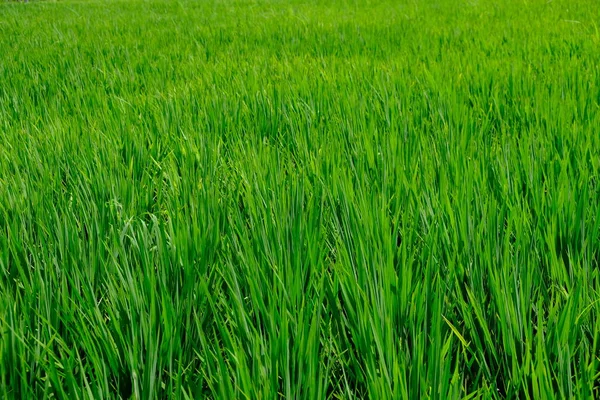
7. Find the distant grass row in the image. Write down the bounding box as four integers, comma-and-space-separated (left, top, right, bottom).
1, 0, 600, 398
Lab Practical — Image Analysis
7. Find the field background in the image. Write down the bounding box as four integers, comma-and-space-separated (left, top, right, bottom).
1, 0, 600, 398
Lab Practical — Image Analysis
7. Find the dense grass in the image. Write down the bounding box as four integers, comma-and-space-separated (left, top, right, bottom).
1, 0, 600, 398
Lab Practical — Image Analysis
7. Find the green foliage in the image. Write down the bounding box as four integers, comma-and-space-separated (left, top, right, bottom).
1, 0, 599, 398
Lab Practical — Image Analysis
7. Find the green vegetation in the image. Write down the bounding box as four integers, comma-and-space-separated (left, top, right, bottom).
1, 0, 599, 398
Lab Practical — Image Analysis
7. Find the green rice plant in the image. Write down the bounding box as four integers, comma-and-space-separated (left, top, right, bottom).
1, 0, 599, 398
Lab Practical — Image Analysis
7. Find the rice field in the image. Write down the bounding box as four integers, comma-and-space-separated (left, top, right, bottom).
1, 0, 600, 398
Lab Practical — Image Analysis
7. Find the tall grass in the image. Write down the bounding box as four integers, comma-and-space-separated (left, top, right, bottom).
1, 0, 599, 398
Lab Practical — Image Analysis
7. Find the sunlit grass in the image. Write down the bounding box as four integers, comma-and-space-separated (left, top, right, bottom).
1, 0, 600, 398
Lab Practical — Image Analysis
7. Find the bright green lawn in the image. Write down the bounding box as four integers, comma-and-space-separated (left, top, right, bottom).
1, 0, 600, 398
